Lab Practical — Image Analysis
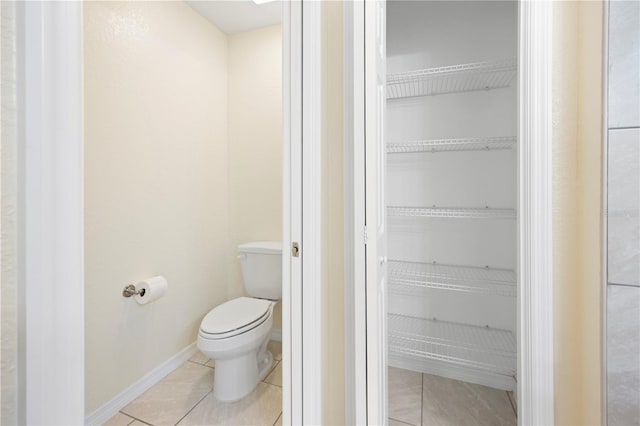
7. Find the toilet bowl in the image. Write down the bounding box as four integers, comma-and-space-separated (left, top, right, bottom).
197, 242, 282, 402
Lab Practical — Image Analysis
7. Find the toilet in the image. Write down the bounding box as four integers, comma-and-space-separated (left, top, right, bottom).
197, 241, 282, 402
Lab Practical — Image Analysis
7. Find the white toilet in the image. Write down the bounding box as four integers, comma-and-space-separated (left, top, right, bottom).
197, 241, 282, 402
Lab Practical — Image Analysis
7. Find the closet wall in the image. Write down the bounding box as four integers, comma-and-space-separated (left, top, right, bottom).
386, 1, 518, 390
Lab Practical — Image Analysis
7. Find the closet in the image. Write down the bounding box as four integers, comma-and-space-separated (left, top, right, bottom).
386, 1, 518, 392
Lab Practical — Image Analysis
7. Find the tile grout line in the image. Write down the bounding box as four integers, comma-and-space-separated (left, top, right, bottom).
608, 125, 640, 131
186, 358, 214, 370
272, 412, 283, 426
507, 391, 517, 418
187, 359, 210, 368
262, 360, 281, 387
173, 390, 213, 426
118, 411, 153, 426
261, 381, 283, 393
389, 417, 417, 426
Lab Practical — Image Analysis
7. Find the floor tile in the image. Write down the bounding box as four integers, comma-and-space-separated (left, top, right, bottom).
129, 422, 149, 426
388, 367, 422, 426
102, 412, 135, 426
178, 382, 282, 425
189, 350, 210, 366
264, 361, 282, 387
121, 362, 213, 426
205, 358, 215, 368
268, 340, 282, 361
422, 374, 516, 426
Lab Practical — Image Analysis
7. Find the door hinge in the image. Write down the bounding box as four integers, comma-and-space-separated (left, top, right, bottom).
291, 242, 300, 258
363, 226, 368, 245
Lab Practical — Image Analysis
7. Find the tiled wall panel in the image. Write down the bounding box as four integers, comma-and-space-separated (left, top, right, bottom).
607, 1, 640, 423
608, 129, 640, 286
608, 0, 640, 128
607, 285, 640, 425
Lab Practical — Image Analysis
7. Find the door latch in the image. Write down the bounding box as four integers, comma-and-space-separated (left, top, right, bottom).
291, 242, 300, 257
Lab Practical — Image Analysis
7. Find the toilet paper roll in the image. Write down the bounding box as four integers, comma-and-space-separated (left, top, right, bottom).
134, 276, 168, 305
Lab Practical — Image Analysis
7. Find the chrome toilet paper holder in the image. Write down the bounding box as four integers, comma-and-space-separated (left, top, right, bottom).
122, 284, 145, 298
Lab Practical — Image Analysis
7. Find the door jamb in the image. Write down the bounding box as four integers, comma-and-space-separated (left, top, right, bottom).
299, 0, 325, 423
517, 0, 555, 423
18, 1, 85, 424
343, 1, 367, 424
285, 0, 326, 424
283, 0, 301, 423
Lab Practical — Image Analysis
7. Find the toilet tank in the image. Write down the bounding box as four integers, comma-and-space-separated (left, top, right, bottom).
238, 241, 282, 300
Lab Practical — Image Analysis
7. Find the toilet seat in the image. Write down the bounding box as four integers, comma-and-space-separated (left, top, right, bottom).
199, 297, 272, 340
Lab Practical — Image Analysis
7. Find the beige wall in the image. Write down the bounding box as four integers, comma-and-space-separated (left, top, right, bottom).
552, 2, 582, 423
84, 2, 283, 414
227, 25, 283, 329
575, 2, 604, 424
552, 1, 604, 424
84, 1, 230, 413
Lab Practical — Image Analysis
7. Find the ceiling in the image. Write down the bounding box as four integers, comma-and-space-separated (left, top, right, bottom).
186, 1, 282, 35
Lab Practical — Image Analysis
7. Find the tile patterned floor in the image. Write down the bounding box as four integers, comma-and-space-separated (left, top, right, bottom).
105, 346, 515, 426
388, 367, 518, 426
103, 341, 282, 426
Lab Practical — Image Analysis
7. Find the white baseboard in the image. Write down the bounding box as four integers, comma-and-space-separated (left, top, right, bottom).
85, 342, 198, 425
271, 327, 282, 342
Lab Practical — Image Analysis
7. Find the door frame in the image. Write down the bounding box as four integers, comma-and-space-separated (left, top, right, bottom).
344, 0, 556, 424
17, 2, 85, 424
17, 0, 319, 423
285, 0, 325, 424
600, 2, 609, 424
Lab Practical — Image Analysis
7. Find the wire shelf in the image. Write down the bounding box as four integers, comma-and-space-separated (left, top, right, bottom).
387, 206, 517, 219
388, 260, 516, 297
387, 60, 517, 99
388, 314, 516, 376
387, 136, 516, 154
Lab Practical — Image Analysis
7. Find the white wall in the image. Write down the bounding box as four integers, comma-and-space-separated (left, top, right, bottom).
386, 1, 517, 331
226, 25, 283, 329
84, 1, 229, 413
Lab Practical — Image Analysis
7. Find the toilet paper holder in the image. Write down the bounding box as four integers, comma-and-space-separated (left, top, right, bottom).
122, 284, 146, 298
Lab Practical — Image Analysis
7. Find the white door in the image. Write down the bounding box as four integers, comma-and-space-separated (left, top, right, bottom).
365, 1, 388, 424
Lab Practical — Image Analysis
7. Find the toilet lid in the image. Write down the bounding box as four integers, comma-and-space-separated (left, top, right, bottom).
200, 297, 271, 335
